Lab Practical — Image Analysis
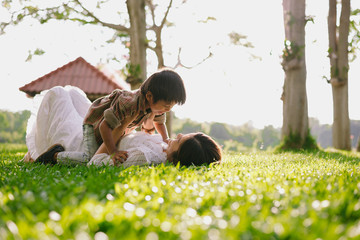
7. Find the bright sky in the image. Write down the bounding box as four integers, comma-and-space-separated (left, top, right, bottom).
0, 0, 359, 129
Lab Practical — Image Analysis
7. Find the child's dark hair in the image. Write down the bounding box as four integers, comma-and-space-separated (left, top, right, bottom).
140, 69, 186, 105
171, 132, 222, 167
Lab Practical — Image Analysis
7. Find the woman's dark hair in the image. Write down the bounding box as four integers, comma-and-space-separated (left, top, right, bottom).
171, 133, 222, 167
140, 68, 186, 105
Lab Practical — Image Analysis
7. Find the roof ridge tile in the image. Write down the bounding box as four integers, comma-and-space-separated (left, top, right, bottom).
19, 57, 125, 99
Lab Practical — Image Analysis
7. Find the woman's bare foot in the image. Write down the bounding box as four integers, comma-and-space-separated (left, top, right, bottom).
22, 152, 34, 163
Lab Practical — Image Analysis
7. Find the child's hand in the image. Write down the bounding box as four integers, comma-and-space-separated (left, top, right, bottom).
111, 150, 128, 165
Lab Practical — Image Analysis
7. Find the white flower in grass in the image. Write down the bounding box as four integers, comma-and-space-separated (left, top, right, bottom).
135, 208, 146, 217
203, 216, 212, 225
160, 221, 172, 232
152, 186, 158, 193
94, 232, 109, 240
146, 232, 158, 240
6, 221, 18, 234
186, 208, 197, 218
123, 202, 135, 211
49, 211, 61, 221
106, 193, 114, 201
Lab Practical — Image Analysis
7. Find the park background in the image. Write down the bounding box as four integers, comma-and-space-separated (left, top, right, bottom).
1, 1, 360, 239
0, 0, 360, 150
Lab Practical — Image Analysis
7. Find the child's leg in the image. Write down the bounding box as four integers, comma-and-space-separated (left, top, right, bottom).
56, 124, 99, 165
56, 151, 88, 165
82, 124, 98, 157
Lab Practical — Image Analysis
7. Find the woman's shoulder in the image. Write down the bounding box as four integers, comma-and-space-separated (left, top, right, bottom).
122, 131, 163, 143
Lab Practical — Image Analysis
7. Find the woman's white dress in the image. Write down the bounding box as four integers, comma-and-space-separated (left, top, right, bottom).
25, 86, 167, 167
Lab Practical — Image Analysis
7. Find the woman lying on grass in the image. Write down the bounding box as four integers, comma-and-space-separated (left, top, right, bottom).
23, 86, 222, 167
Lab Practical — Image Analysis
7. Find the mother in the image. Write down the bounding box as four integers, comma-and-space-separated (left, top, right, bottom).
23, 86, 222, 167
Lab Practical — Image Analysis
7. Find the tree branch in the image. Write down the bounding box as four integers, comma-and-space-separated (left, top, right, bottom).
160, 0, 173, 29
146, 45, 156, 52
145, 0, 156, 27
72, 0, 129, 32
173, 47, 213, 69
1, 1, 129, 34
1, 5, 60, 34
146, 0, 173, 30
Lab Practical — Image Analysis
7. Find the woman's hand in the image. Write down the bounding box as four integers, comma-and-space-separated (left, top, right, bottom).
111, 150, 128, 165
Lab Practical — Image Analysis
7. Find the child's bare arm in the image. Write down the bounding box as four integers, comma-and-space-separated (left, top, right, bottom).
154, 122, 169, 143
99, 120, 119, 155
97, 115, 136, 164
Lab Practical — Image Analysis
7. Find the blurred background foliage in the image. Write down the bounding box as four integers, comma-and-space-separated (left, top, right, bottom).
2, 110, 360, 151
0, 110, 30, 144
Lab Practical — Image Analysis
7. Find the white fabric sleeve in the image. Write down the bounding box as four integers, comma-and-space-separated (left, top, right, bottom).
87, 132, 168, 168
88, 151, 148, 168
121, 149, 149, 167
88, 153, 114, 166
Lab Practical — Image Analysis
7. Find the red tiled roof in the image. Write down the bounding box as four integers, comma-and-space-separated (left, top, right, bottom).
19, 57, 125, 98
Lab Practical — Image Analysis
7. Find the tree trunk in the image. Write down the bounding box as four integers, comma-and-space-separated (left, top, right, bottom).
126, 0, 147, 90
154, 29, 172, 137
147, 0, 171, 137
281, 0, 309, 148
328, 0, 351, 150
127, 0, 173, 137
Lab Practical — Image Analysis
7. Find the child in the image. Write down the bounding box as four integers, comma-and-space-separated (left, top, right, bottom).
35, 68, 186, 165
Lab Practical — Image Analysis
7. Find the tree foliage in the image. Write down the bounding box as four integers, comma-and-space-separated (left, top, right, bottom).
1, 1, 127, 34
0, 110, 30, 143
349, 8, 360, 61
5, 109, 358, 152
172, 117, 281, 152
1, 1, 131, 63
0, 0, 211, 67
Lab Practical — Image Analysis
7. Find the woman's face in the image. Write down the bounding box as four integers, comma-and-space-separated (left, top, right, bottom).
166, 133, 196, 156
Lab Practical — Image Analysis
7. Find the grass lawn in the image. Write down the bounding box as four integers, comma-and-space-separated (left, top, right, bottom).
0, 144, 360, 240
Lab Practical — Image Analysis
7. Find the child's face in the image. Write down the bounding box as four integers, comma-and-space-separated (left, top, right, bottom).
149, 99, 175, 115
146, 92, 175, 115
